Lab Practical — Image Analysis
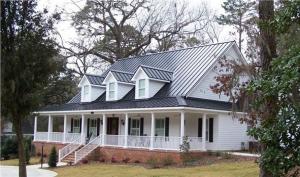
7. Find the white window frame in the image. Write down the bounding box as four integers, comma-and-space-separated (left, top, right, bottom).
108, 82, 115, 100
130, 118, 140, 136
155, 118, 165, 136
138, 79, 146, 98
73, 119, 81, 133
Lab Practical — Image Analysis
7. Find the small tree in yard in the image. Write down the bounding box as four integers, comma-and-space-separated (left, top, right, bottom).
179, 136, 192, 165
48, 147, 58, 168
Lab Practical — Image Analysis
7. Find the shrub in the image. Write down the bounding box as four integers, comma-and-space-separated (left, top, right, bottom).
100, 158, 105, 162
221, 152, 232, 159
162, 155, 174, 166
37, 152, 41, 157
25, 143, 31, 164
111, 157, 117, 163
146, 157, 160, 168
134, 160, 140, 163
179, 136, 192, 166
48, 146, 58, 167
81, 159, 88, 164
122, 157, 130, 163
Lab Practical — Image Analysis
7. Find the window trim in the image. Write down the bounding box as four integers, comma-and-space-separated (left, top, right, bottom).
138, 79, 146, 98
73, 119, 81, 133
130, 118, 140, 136
108, 82, 116, 100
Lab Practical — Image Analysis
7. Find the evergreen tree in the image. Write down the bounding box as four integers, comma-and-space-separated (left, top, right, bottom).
48, 146, 58, 168
1, 1, 60, 176
217, 0, 256, 51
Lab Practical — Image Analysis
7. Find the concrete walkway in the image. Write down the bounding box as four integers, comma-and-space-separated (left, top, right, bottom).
229, 152, 260, 157
0, 163, 66, 177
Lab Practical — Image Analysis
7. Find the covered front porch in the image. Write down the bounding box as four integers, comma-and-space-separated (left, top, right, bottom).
34, 109, 216, 151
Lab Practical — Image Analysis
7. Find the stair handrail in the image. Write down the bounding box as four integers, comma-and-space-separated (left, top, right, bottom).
58, 136, 81, 162
74, 135, 102, 164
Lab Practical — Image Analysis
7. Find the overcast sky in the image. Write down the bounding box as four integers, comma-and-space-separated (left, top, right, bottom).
38, 0, 233, 44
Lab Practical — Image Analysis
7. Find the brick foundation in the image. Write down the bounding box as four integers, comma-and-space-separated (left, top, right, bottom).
86, 146, 206, 164
33, 141, 66, 156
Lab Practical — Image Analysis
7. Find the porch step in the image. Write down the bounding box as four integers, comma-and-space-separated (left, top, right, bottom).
61, 146, 82, 163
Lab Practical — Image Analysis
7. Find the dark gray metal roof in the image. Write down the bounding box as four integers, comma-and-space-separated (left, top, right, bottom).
101, 41, 235, 96
110, 70, 134, 83
140, 65, 173, 81
85, 74, 104, 85
42, 84, 234, 112
68, 92, 81, 104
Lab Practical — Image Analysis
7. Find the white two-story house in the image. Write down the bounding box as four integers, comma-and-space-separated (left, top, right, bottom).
33, 41, 250, 164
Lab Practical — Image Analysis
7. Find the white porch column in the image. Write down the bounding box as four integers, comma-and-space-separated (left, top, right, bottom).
102, 114, 106, 146
124, 113, 129, 148
150, 112, 155, 150
47, 115, 53, 142
63, 114, 67, 143
202, 113, 207, 151
34, 116, 37, 141
180, 111, 185, 144
81, 114, 85, 144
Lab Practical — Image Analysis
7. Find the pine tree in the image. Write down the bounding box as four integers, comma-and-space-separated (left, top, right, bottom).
217, 0, 256, 51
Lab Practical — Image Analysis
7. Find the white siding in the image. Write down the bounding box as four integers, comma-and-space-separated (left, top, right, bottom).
90, 86, 105, 101
213, 113, 250, 151
117, 83, 134, 100
149, 80, 165, 98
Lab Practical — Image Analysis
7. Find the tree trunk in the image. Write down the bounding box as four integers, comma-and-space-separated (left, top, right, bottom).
258, 1, 277, 177
13, 117, 27, 177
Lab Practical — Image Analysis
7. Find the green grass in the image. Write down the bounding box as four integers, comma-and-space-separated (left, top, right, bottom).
0, 157, 41, 166
53, 161, 259, 177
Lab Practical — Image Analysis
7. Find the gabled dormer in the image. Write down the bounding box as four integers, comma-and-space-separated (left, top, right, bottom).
131, 65, 173, 99
102, 70, 134, 101
78, 74, 105, 102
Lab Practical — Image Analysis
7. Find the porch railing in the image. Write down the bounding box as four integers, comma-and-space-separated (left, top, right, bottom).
127, 135, 151, 149
49, 132, 63, 142
74, 135, 102, 164
35, 132, 48, 141
65, 133, 81, 143
153, 136, 181, 150
105, 135, 125, 147
189, 137, 203, 150
58, 136, 81, 162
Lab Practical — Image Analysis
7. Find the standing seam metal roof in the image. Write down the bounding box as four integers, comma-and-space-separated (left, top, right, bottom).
110, 70, 134, 83
101, 41, 234, 96
85, 74, 105, 85
140, 65, 173, 81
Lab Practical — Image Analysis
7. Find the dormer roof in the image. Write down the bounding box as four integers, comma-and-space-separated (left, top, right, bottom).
132, 65, 173, 82
78, 74, 105, 87
102, 70, 134, 84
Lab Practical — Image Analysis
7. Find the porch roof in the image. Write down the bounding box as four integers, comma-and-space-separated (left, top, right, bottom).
39, 90, 233, 113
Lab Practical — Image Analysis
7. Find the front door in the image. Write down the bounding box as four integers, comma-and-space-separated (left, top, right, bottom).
107, 117, 119, 135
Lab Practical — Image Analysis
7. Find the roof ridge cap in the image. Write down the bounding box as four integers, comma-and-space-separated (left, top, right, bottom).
85, 73, 104, 77
110, 69, 134, 75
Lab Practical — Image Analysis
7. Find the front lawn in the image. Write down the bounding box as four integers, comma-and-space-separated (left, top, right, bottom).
0, 157, 41, 166
53, 161, 258, 177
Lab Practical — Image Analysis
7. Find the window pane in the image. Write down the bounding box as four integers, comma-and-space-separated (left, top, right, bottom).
139, 79, 145, 88
139, 88, 145, 97
155, 119, 165, 136
109, 83, 115, 91
84, 85, 89, 95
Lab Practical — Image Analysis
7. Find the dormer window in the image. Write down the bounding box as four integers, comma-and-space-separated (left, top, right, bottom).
138, 79, 146, 97
108, 82, 116, 100
84, 85, 89, 97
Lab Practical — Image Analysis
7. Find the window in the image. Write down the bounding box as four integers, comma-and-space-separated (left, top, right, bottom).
84, 85, 89, 96
73, 119, 81, 133
138, 79, 146, 97
108, 82, 115, 100
155, 119, 165, 136
130, 119, 140, 136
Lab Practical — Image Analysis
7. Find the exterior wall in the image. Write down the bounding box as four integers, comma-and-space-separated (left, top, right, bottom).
188, 46, 247, 102
117, 83, 134, 100
33, 141, 66, 155
213, 113, 250, 151
149, 80, 165, 98
90, 86, 105, 101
